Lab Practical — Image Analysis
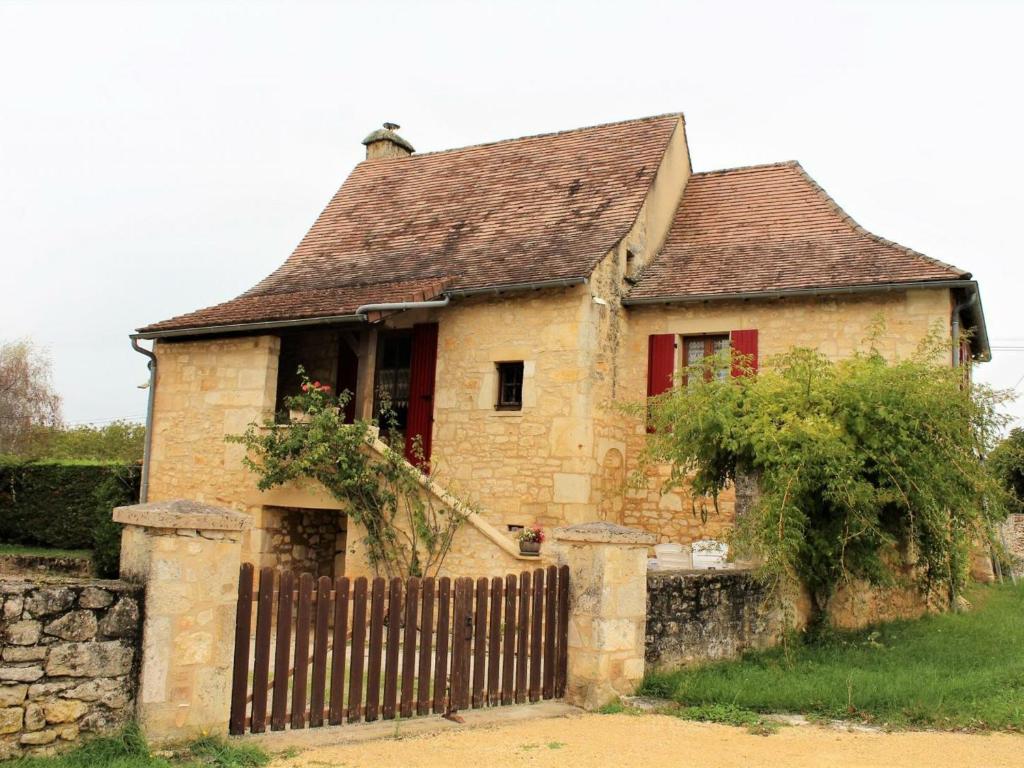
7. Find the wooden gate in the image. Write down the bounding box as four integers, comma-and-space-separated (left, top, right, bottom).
228, 566, 570, 735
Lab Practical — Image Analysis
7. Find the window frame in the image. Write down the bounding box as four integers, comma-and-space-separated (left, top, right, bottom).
681, 333, 731, 385
495, 361, 525, 411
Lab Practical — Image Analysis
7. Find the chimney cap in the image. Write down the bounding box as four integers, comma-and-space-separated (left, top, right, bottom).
362, 123, 415, 153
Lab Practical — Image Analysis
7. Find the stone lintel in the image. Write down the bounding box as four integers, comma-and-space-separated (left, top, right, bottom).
553, 521, 656, 546
113, 499, 251, 532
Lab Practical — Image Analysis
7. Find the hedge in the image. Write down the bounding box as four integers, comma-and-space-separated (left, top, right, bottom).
0, 460, 140, 577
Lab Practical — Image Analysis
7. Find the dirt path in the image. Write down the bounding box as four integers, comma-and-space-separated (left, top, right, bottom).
270, 712, 1024, 768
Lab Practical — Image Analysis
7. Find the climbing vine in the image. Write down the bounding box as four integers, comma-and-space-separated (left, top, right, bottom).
640, 328, 1011, 629
228, 368, 467, 579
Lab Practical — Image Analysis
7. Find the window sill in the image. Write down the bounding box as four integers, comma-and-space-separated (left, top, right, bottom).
490, 410, 524, 418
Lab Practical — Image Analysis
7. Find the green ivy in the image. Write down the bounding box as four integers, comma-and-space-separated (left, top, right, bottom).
640, 328, 1010, 629
228, 368, 467, 579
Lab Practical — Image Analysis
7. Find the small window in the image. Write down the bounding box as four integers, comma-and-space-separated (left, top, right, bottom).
496, 362, 524, 410
683, 334, 730, 384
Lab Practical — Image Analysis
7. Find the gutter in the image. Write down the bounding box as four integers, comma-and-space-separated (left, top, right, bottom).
131, 313, 367, 341
444, 276, 588, 297
621, 279, 979, 306
130, 338, 157, 503
355, 295, 451, 316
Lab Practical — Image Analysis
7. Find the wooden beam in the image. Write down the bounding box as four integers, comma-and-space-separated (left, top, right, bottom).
355, 327, 378, 421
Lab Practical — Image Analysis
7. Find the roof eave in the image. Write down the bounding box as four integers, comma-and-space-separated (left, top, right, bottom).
132, 313, 368, 341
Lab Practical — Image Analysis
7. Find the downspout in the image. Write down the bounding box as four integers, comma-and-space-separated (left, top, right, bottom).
130, 337, 157, 503
951, 290, 979, 367
355, 295, 451, 316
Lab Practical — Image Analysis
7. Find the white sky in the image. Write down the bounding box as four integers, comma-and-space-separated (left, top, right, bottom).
1, 0, 1022, 427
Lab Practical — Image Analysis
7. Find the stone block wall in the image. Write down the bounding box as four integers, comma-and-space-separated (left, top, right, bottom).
1002, 513, 1024, 577
646, 570, 784, 669
261, 506, 344, 578
618, 287, 954, 546
0, 578, 142, 759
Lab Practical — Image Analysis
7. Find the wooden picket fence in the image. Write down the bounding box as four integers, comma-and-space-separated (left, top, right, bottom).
228, 565, 570, 735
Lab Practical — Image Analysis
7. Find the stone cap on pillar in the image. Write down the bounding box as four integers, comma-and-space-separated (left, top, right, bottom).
113, 499, 252, 532
553, 521, 656, 546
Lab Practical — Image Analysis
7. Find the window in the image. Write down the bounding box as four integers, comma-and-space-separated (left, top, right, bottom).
496, 362, 524, 410
374, 332, 413, 433
682, 334, 730, 384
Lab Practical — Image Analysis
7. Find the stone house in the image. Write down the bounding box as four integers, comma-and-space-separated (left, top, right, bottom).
132, 113, 989, 579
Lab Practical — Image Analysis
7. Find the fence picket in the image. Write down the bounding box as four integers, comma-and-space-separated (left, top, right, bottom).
529, 568, 544, 702
543, 565, 557, 699
400, 577, 419, 718
365, 577, 386, 722
250, 567, 275, 733
432, 577, 452, 714
416, 578, 435, 716
515, 571, 530, 704
555, 564, 570, 698
290, 573, 313, 729
501, 573, 516, 705
471, 577, 488, 708
229, 563, 254, 736
382, 578, 402, 720
309, 576, 332, 726
328, 576, 350, 726
487, 576, 502, 705
270, 570, 294, 730
347, 578, 368, 723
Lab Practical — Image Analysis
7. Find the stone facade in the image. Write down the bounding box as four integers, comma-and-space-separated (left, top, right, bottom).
0, 578, 141, 760
144, 283, 957, 580
1002, 513, 1024, 577
615, 287, 954, 545
261, 506, 344, 578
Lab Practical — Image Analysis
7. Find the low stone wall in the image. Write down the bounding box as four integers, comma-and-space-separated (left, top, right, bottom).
645, 570, 783, 669
0, 577, 142, 759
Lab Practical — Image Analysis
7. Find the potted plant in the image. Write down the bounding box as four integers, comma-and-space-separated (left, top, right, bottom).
518, 525, 544, 555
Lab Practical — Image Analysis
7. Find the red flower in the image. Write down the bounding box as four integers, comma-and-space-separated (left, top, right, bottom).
301, 383, 309, 392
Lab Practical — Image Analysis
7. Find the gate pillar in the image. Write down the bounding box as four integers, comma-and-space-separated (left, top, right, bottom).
553, 522, 655, 710
115, 499, 251, 743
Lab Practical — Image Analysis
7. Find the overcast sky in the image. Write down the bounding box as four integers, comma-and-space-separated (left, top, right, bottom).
1, 0, 1022, 428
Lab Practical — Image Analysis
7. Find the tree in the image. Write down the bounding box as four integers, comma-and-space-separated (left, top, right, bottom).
0, 339, 62, 456
29, 420, 145, 463
641, 332, 1010, 629
989, 428, 1024, 512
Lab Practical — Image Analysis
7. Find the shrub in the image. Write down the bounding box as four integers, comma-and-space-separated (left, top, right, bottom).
641, 330, 1010, 628
0, 460, 139, 577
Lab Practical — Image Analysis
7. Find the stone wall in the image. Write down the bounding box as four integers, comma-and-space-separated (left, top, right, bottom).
1002, 513, 1024, 577
261, 506, 344, 578
645, 570, 784, 669
0, 578, 141, 759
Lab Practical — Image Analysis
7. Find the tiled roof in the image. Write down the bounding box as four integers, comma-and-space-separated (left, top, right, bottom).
139, 114, 680, 333
626, 161, 968, 302
140, 278, 450, 332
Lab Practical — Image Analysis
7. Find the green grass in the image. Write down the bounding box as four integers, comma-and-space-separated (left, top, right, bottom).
642, 583, 1024, 731
2, 725, 269, 768
0, 543, 92, 560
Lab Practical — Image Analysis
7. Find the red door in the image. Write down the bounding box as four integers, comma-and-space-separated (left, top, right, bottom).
405, 323, 439, 469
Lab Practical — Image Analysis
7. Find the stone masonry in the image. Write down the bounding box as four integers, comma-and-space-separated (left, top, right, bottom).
0, 578, 142, 760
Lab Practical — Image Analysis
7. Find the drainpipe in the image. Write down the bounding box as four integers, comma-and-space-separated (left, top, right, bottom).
355, 295, 451, 316
951, 290, 979, 367
130, 337, 157, 503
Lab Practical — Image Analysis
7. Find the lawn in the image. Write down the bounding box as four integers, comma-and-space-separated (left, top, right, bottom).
1, 727, 269, 768
641, 583, 1024, 731
0, 543, 92, 560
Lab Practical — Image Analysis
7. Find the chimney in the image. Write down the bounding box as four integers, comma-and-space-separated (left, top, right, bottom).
361, 122, 414, 160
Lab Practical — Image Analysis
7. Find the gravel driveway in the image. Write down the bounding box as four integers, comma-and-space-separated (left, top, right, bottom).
269, 712, 1024, 767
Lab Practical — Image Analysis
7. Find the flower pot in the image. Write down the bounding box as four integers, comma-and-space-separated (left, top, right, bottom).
519, 540, 541, 556
289, 408, 312, 424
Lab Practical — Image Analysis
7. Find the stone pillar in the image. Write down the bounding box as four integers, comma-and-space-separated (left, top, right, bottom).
553, 521, 655, 709
114, 500, 251, 743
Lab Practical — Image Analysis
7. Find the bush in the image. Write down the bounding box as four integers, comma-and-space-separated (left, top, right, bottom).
642, 330, 1010, 627
0, 460, 139, 577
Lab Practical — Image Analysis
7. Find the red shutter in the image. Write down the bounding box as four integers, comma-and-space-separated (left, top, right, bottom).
405, 323, 439, 470
730, 329, 758, 377
647, 334, 676, 397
